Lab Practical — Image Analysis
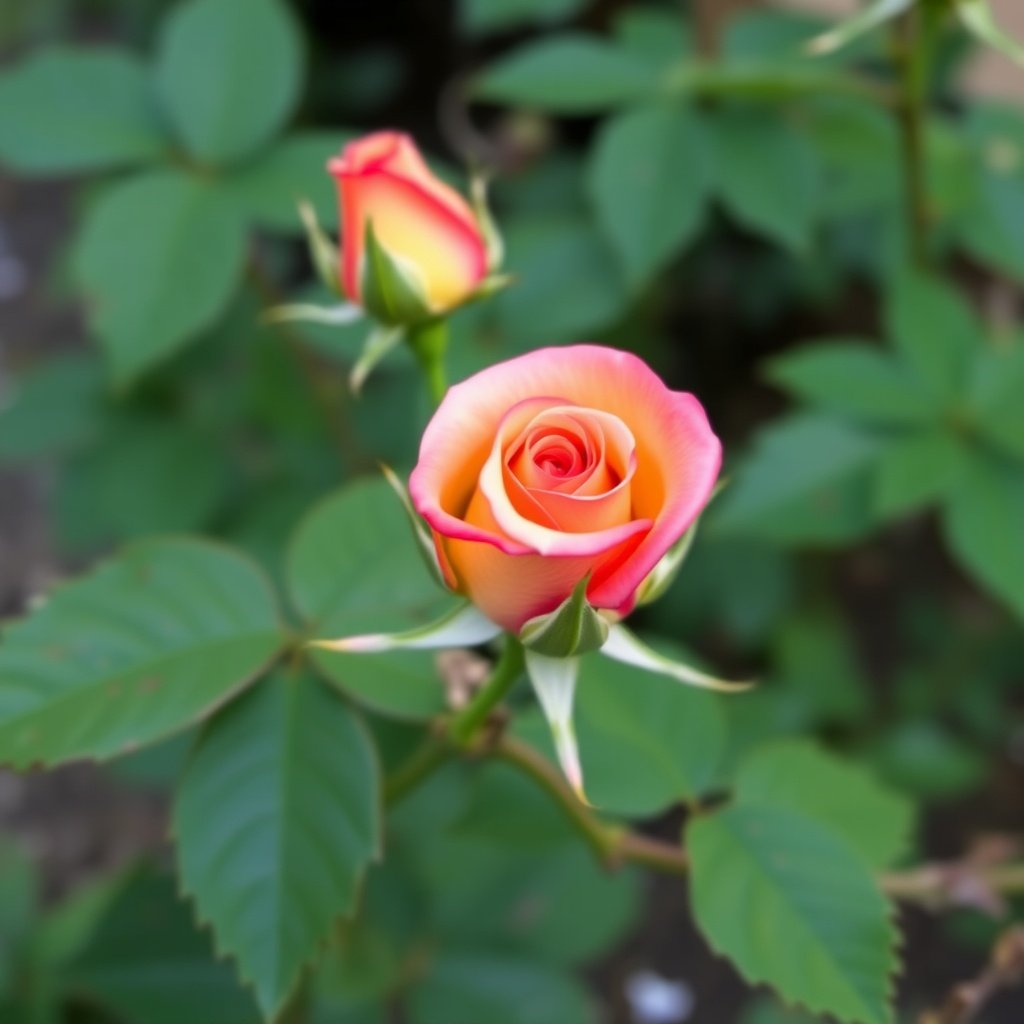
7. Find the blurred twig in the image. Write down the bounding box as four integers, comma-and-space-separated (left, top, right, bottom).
918, 927, 1024, 1024
881, 837, 1024, 911
894, 5, 933, 268
691, 0, 720, 60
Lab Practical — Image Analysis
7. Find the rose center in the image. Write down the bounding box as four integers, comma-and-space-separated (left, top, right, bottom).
529, 427, 590, 480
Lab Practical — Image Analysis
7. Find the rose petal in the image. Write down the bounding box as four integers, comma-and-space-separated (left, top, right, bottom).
410, 345, 721, 614
479, 403, 649, 556
337, 132, 479, 231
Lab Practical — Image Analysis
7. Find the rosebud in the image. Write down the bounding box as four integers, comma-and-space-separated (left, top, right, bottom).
328, 132, 489, 325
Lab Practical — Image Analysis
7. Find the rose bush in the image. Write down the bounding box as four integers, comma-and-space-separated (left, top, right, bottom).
409, 345, 722, 633
328, 130, 488, 316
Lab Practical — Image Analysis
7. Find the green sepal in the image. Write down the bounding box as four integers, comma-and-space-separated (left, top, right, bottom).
471, 273, 514, 302
379, 464, 449, 589
350, 325, 403, 395
298, 200, 342, 296
470, 173, 504, 272
360, 220, 433, 326
519, 576, 610, 658
805, 0, 914, 56
956, 0, 1024, 68
261, 301, 361, 328
635, 480, 724, 606
309, 601, 500, 654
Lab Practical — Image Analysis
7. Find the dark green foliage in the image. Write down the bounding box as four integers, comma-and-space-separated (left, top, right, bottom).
2, 1, 1023, 1023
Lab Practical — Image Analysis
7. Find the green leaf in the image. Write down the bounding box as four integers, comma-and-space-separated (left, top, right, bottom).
874, 429, 965, 518
807, 98, 901, 218
66, 868, 261, 1024
174, 673, 380, 1020
0, 842, 36, 989
418, 809, 641, 965
943, 453, 1024, 619
613, 7, 691, 70
0, 539, 284, 767
959, 106, 1024, 279
766, 340, 938, 425
734, 740, 915, 868
73, 171, 246, 384
741, 998, 820, 1024
587, 103, 710, 290
956, 0, 1024, 69
967, 341, 1024, 460
868, 720, 988, 801
710, 107, 821, 253
54, 418, 231, 551
573, 646, 727, 816
409, 953, 595, 1024
0, 353, 105, 463
884, 272, 980, 405
34, 871, 126, 970
493, 218, 628, 348
229, 131, 345, 232
713, 413, 882, 545
769, 613, 869, 727
474, 34, 661, 113
286, 477, 453, 719
155, 0, 304, 165
460, 0, 586, 35
454, 761, 575, 851
724, 9, 834, 62
688, 804, 897, 1024
0, 46, 167, 173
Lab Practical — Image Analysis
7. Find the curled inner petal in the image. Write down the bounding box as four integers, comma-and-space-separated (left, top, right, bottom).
479, 400, 647, 552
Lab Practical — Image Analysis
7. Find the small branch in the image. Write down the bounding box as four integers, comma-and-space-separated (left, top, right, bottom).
882, 861, 1024, 910
494, 733, 619, 863
894, 7, 932, 268
919, 927, 1024, 1024
691, 0, 719, 60
494, 734, 689, 875
448, 638, 524, 746
616, 830, 690, 877
383, 724, 451, 805
385, 639, 525, 806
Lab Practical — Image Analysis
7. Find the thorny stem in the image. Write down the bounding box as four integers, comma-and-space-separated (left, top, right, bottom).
407, 318, 449, 408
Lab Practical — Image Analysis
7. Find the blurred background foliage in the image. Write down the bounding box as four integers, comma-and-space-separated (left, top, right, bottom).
0, 0, 1023, 1022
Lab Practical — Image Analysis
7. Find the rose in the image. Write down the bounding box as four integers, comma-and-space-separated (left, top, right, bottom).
409, 345, 722, 634
328, 131, 488, 316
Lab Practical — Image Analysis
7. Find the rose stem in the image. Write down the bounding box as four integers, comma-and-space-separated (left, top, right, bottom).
387, 642, 1024, 894
494, 733, 690, 874
407, 318, 449, 408
383, 637, 525, 804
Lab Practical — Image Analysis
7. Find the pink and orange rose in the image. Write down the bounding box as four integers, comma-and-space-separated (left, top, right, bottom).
409, 345, 722, 633
328, 131, 488, 315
